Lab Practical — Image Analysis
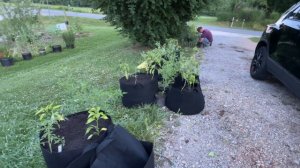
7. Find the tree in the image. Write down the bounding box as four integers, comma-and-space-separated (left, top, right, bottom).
91, 0, 210, 47
267, 0, 299, 13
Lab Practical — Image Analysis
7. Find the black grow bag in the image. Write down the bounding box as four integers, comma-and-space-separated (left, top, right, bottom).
52, 45, 62, 52
165, 76, 205, 115
66, 125, 154, 168
119, 73, 158, 108
0, 58, 14, 67
40, 111, 112, 168
41, 124, 154, 168
22, 52, 32, 60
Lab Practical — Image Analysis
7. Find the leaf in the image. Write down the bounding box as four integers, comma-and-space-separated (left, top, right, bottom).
208, 152, 216, 157
100, 128, 107, 132
85, 127, 93, 135
87, 134, 93, 140
86, 118, 95, 124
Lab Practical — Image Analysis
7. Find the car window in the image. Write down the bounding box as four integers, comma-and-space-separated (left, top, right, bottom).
289, 7, 300, 20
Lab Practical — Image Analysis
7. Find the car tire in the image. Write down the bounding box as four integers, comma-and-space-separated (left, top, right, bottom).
250, 46, 269, 80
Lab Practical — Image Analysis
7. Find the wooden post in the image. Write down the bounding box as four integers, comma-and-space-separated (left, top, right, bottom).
230, 17, 235, 28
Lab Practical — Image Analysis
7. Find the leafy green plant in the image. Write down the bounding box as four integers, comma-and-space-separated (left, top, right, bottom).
86, 107, 109, 140
120, 63, 130, 80
91, 0, 209, 46
179, 55, 199, 89
35, 103, 65, 153
0, 0, 41, 42
62, 30, 75, 48
157, 39, 181, 89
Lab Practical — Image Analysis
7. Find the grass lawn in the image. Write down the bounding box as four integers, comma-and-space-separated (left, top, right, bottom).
0, 2, 101, 14
0, 17, 167, 167
33, 3, 101, 14
190, 16, 266, 31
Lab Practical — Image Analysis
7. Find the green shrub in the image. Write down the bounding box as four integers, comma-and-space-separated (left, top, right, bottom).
0, 0, 41, 42
91, 0, 209, 47
236, 7, 265, 22
178, 25, 198, 48
62, 30, 75, 48
216, 11, 233, 21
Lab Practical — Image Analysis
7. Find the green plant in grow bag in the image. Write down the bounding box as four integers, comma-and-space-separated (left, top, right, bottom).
120, 63, 130, 80
179, 56, 199, 89
35, 103, 65, 153
139, 42, 167, 75
86, 107, 109, 140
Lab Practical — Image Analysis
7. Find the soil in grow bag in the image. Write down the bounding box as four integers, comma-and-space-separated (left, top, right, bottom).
52, 45, 62, 52
165, 76, 205, 115
66, 125, 154, 168
0, 58, 14, 67
119, 73, 158, 108
22, 52, 32, 60
40, 111, 112, 168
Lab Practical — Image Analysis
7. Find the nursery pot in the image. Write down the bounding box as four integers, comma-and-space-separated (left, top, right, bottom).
22, 52, 32, 60
66, 44, 75, 49
39, 49, 46, 56
165, 76, 205, 115
52, 45, 62, 53
119, 73, 158, 108
0, 58, 14, 67
40, 111, 112, 168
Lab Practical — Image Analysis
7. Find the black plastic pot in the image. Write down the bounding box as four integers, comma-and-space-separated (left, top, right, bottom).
119, 73, 158, 108
0, 58, 14, 67
22, 52, 32, 60
39, 49, 46, 56
165, 76, 205, 115
52, 45, 62, 53
66, 44, 75, 49
40, 111, 112, 168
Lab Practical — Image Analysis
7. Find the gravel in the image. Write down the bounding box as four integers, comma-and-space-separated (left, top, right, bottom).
155, 30, 300, 168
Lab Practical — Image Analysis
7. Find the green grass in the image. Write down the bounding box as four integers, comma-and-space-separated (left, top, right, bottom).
0, 2, 101, 14
33, 3, 101, 14
190, 15, 265, 31
0, 17, 167, 168
249, 37, 260, 43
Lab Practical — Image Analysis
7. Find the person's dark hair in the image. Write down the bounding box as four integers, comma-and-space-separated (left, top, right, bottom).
197, 27, 203, 32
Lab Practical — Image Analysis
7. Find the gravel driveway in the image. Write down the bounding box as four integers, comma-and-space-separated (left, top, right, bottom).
156, 30, 300, 168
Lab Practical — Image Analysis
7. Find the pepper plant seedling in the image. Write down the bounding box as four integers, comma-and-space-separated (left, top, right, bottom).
85, 107, 109, 140
35, 103, 65, 153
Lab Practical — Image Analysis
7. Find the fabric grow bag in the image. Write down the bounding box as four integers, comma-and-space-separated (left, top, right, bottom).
119, 73, 158, 108
52, 45, 62, 52
165, 76, 205, 115
0, 58, 13, 67
22, 52, 32, 60
53, 125, 154, 168
40, 111, 112, 168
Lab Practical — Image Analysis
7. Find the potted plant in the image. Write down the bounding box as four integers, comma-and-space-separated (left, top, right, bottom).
36, 105, 112, 168
164, 54, 205, 115
37, 104, 155, 168
119, 62, 158, 108
0, 48, 14, 67
62, 30, 75, 49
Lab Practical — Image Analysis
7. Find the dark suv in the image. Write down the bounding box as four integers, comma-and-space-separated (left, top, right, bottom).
250, 2, 300, 98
